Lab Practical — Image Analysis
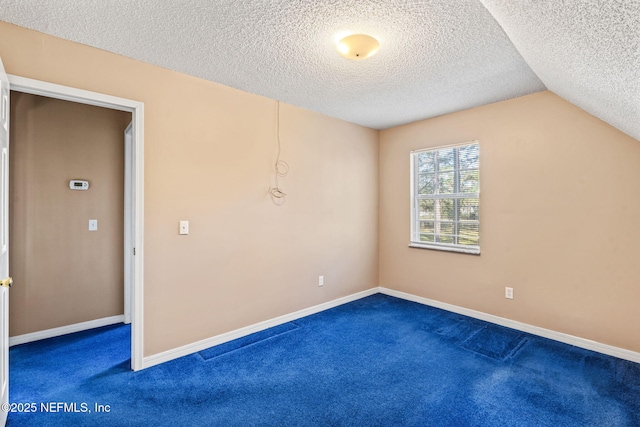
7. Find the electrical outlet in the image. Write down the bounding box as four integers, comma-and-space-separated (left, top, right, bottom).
88, 219, 98, 231
318, 276, 324, 287
505, 287, 514, 299
179, 220, 189, 235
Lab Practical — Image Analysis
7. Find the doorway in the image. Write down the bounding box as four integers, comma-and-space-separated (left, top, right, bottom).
7, 75, 144, 371
9, 91, 129, 338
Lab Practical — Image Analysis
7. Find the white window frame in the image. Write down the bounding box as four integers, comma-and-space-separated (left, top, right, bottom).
409, 141, 480, 255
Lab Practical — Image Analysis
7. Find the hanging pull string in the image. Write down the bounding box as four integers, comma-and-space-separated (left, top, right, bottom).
269, 100, 289, 203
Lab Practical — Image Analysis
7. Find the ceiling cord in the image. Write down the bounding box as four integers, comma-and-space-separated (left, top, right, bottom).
269, 100, 289, 204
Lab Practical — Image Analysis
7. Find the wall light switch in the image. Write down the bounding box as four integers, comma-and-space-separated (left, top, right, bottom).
88, 219, 98, 231
179, 220, 189, 235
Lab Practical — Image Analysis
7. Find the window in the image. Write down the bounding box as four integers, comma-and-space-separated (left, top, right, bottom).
410, 141, 480, 254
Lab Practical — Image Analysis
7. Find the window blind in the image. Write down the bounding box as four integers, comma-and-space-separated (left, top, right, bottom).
410, 142, 480, 254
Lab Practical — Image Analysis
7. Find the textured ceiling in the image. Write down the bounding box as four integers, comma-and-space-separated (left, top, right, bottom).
0, 1, 636, 139
480, 0, 640, 140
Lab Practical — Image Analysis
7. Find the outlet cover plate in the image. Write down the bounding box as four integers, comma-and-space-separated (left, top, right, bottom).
505, 287, 514, 299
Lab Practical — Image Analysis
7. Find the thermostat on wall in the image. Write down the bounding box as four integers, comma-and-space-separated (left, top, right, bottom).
69, 180, 89, 190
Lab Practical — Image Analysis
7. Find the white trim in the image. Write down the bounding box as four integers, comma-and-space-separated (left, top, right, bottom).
123, 123, 133, 325
410, 139, 479, 154
142, 285, 640, 369
7, 76, 134, 113
408, 243, 480, 255
379, 287, 640, 364
7, 74, 145, 371
131, 104, 145, 371
9, 315, 125, 347
142, 288, 379, 369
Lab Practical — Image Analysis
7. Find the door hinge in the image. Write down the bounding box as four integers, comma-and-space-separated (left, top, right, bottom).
133, 248, 136, 255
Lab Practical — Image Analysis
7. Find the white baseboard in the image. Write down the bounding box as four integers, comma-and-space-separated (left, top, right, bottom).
142, 288, 379, 369
142, 285, 640, 370
379, 287, 640, 364
9, 315, 125, 347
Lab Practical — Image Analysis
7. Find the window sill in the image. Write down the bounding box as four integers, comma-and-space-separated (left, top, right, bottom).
408, 243, 480, 255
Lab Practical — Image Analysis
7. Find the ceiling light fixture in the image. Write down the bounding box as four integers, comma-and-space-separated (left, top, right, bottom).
336, 34, 380, 60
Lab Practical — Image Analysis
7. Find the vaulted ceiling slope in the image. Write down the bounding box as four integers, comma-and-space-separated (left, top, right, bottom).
0, 1, 636, 140
480, 0, 640, 141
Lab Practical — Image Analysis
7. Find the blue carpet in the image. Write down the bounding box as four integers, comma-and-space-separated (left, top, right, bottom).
461, 324, 527, 361
198, 322, 300, 361
7, 294, 640, 426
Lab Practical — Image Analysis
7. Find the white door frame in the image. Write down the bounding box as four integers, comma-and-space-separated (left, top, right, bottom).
0, 58, 11, 427
8, 75, 144, 371
124, 123, 133, 325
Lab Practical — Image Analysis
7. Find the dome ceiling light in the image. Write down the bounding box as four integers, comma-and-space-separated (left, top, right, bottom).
336, 34, 380, 60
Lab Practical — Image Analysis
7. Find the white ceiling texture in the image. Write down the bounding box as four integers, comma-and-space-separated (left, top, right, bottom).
0, 1, 637, 139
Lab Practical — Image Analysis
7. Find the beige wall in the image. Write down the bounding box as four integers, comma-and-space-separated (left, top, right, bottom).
9, 92, 130, 336
0, 22, 379, 355
380, 91, 640, 352
3, 21, 636, 359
